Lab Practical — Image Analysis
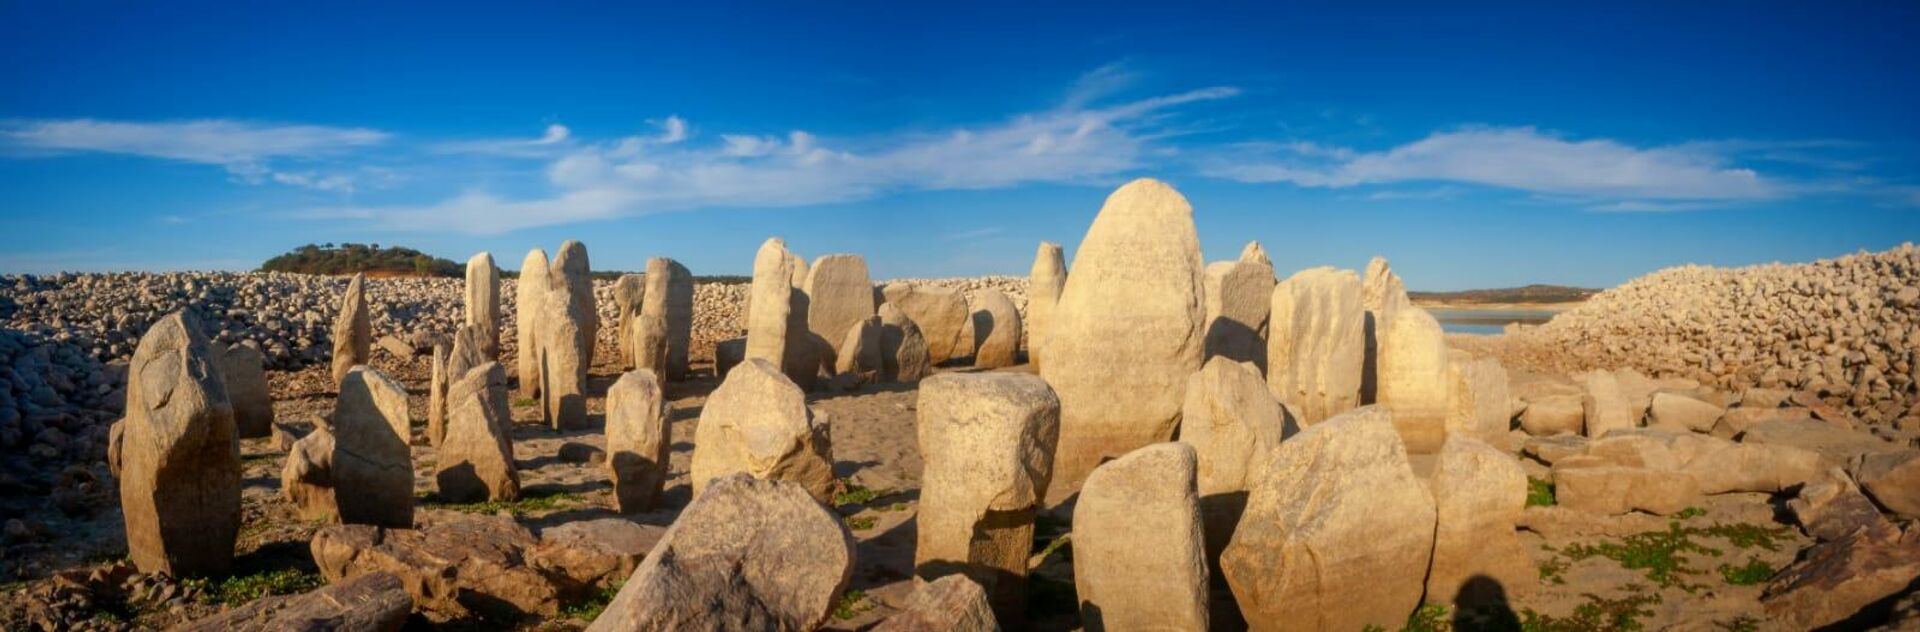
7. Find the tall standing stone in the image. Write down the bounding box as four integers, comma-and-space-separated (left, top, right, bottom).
641, 257, 695, 379
1178, 357, 1287, 565
1028, 242, 1067, 371
878, 303, 932, 383
436, 362, 519, 503
333, 366, 413, 528
1377, 306, 1452, 453
465, 252, 501, 360
1203, 259, 1275, 373
117, 312, 240, 577
330, 274, 371, 387
1584, 369, 1634, 438
915, 372, 1060, 622
427, 343, 448, 447
1361, 256, 1410, 405
881, 283, 969, 365
218, 343, 274, 438
541, 241, 595, 431
630, 314, 668, 380
746, 239, 796, 371
1267, 267, 1365, 425
1040, 178, 1205, 504
606, 369, 672, 513
689, 359, 834, 502
970, 289, 1021, 369
612, 274, 646, 370
805, 254, 877, 377
1074, 443, 1209, 632
1220, 406, 1436, 631
1427, 437, 1532, 608
514, 248, 549, 399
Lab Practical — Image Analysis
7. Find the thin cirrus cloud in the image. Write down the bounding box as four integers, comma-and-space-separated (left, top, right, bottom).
0, 118, 388, 193
1201, 126, 1782, 203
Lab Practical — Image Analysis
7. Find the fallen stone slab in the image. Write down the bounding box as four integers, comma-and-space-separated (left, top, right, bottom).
310, 514, 560, 617
174, 571, 411, 632
1762, 522, 1920, 629
529, 518, 665, 598
871, 575, 1000, 632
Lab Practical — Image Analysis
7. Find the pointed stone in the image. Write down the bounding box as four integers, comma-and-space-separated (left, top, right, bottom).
1041, 178, 1205, 504
1027, 242, 1067, 371
1377, 306, 1451, 453
117, 312, 240, 577
881, 283, 969, 365
915, 372, 1060, 622
1203, 260, 1274, 373
218, 343, 274, 438
878, 304, 931, 383
689, 358, 834, 502
330, 274, 371, 387
1267, 267, 1365, 425
541, 241, 595, 430
1238, 241, 1271, 268
427, 343, 448, 447
1427, 437, 1533, 608
465, 252, 501, 360
1361, 256, 1409, 405
333, 366, 413, 527
641, 257, 695, 379
1074, 443, 1209, 632
436, 362, 519, 503
970, 289, 1021, 369
514, 248, 549, 399
613, 273, 646, 369
1178, 357, 1286, 566
607, 369, 672, 513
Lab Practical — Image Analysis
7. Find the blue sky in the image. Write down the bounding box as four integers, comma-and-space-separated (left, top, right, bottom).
2, 2, 1916, 289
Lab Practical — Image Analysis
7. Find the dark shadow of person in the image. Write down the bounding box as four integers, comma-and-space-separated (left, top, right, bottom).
1452, 575, 1522, 632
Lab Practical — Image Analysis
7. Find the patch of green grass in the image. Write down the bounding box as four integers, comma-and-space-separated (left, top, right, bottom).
1717, 558, 1775, 586
1698, 523, 1789, 551
1032, 533, 1072, 565
1539, 556, 1571, 585
190, 568, 325, 606
560, 579, 623, 622
1561, 524, 1717, 592
512, 397, 537, 408
1403, 604, 1453, 632
845, 515, 877, 531
1717, 616, 1760, 632
833, 481, 888, 507
831, 589, 872, 620
1527, 477, 1556, 507
1673, 506, 1707, 520
1519, 587, 1661, 632
426, 489, 581, 515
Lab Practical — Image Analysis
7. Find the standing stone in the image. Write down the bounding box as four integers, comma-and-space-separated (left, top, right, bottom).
218, 343, 274, 438
1028, 242, 1067, 371
541, 241, 595, 431
1203, 260, 1275, 373
606, 369, 672, 513
1427, 437, 1532, 608
689, 358, 834, 502
117, 312, 240, 577
330, 274, 371, 387
464, 252, 501, 360
515, 248, 549, 399
881, 283, 970, 365
641, 257, 695, 379
1220, 406, 1436, 631
916, 372, 1060, 621
613, 274, 647, 369
584, 474, 854, 632
970, 289, 1022, 369
878, 304, 931, 383
1361, 256, 1410, 405
1446, 353, 1514, 449
1377, 306, 1451, 453
631, 314, 669, 380
805, 254, 877, 376
715, 338, 746, 379
283, 425, 337, 522
1267, 267, 1365, 425
1583, 369, 1634, 438
1178, 357, 1287, 565
1239, 241, 1272, 269
1040, 178, 1205, 504
333, 367, 413, 528
427, 343, 448, 447
1073, 443, 1209, 632
746, 238, 796, 370
436, 362, 519, 503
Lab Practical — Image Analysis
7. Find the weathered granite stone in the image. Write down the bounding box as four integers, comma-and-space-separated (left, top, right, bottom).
330, 274, 371, 387
805, 254, 877, 376
871, 575, 999, 632
878, 304, 931, 383
515, 248, 549, 399
613, 273, 646, 369
689, 358, 834, 502
970, 289, 1021, 369
436, 362, 519, 503
1027, 242, 1067, 372
174, 571, 411, 632
540, 241, 595, 430
607, 369, 672, 513
1427, 437, 1532, 608
117, 312, 241, 577
1178, 357, 1286, 566
881, 282, 970, 365
1203, 259, 1274, 373
641, 257, 694, 379
218, 342, 273, 438
1377, 306, 1451, 453
1073, 443, 1209, 632
465, 252, 500, 360
1268, 267, 1365, 426
332, 366, 413, 527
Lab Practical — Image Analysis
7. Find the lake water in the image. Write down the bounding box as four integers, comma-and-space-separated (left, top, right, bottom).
1427, 308, 1561, 335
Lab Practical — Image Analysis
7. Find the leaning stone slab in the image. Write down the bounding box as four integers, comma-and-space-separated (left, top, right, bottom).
1219, 406, 1435, 632
1427, 437, 1532, 608
1178, 357, 1286, 566
970, 289, 1021, 369
117, 311, 241, 577
878, 304, 931, 383
514, 248, 549, 399
585, 474, 854, 632
1761, 522, 1920, 629
528, 518, 665, 598
871, 574, 999, 632
641, 257, 694, 379
1041, 178, 1205, 504
330, 274, 371, 387
882, 283, 969, 365
311, 514, 559, 617
689, 358, 834, 502
915, 372, 1060, 621
174, 571, 412, 632
606, 369, 672, 513
1267, 267, 1365, 426
218, 343, 274, 438
1074, 443, 1209, 632
332, 366, 414, 528
1788, 467, 1890, 542
436, 362, 519, 503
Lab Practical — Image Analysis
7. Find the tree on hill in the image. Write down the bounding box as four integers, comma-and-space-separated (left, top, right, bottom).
259, 243, 462, 277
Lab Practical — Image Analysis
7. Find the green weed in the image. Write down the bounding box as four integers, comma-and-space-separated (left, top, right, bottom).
832, 589, 872, 620
1717, 558, 1775, 586
1527, 477, 1556, 507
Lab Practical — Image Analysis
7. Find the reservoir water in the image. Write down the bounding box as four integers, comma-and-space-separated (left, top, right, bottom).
1427, 308, 1561, 335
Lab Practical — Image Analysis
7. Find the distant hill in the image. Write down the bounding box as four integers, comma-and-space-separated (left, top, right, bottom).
1408, 284, 1598, 305
259, 243, 462, 277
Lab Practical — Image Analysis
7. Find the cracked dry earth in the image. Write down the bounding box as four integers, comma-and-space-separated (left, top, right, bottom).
0, 339, 1845, 631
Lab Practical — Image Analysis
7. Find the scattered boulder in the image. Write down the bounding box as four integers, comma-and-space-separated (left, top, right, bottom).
332, 366, 414, 527
528, 518, 665, 597
1741, 418, 1906, 464
311, 514, 559, 617
970, 289, 1021, 369
1787, 467, 1889, 542
1178, 357, 1286, 565
217, 342, 274, 438
915, 372, 1060, 621
1219, 406, 1435, 631
116, 311, 241, 577
1520, 394, 1584, 436
882, 283, 969, 365
1523, 434, 1589, 465
174, 571, 412, 632
1427, 437, 1532, 608
641, 257, 695, 379
1761, 522, 1920, 629
871, 575, 999, 632
1040, 178, 1205, 504
1851, 449, 1920, 519
1073, 442, 1210, 632
689, 358, 834, 502
1027, 242, 1067, 372
1551, 455, 1699, 516
878, 304, 931, 383
1202, 259, 1274, 373
330, 273, 371, 387
1649, 390, 1724, 433
514, 248, 549, 399
464, 252, 500, 360
584, 474, 854, 632
606, 369, 672, 513
1268, 267, 1366, 425
435, 362, 519, 503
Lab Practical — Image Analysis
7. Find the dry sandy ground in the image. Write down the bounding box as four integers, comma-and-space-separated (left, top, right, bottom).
4, 337, 1813, 631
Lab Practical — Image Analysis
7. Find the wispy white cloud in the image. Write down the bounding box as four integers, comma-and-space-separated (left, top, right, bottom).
1201, 126, 1780, 203
1, 118, 388, 194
